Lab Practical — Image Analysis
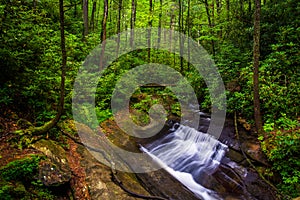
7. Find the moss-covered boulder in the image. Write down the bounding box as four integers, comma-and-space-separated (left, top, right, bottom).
31, 139, 71, 186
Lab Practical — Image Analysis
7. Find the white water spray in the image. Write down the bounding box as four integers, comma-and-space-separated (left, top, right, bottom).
141, 124, 228, 200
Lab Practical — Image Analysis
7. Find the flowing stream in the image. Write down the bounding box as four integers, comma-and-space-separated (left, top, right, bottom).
140, 123, 228, 200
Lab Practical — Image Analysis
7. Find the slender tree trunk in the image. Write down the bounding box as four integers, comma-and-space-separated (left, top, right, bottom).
83, 0, 89, 37
16, 0, 67, 136
90, 0, 96, 32
253, 0, 263, 135
130, 0, 136, 48
178, 0, 184, 72
186, 0, 191, 70
248, 0, 251, 13
240, 0, 244, 16
148, 0, 153, 62
169, 13, 174, 52
204, 0, 215, 56
100, 0, 108, 69
157, 0, 163, 48
116, 0, 122, 57
216, 0, 222, 38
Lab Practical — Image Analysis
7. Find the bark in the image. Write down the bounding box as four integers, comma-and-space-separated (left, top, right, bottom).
186, 0, 191, 70
248, 0, 252, 13
169, 13, 174, 52
204, 0, 215, 56
178, 0, 184, 72
116, 0, 122, 57
101, 0, 108, 43
90, 0, 97, 31
130, 0, 136, 48
157, 0, 163, 48
148, 0, 153, 62
83, 0, 89, 37
100, 0, 108, 69
253, 0, 263, 135
216, 0, 222, 38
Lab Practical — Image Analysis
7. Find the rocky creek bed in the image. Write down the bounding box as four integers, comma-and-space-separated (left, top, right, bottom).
0, 116, 285, 199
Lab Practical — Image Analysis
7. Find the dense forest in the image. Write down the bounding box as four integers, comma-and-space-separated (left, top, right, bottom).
0, 0, 299, 199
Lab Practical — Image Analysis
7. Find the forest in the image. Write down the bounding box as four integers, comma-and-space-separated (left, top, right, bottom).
0, 0, 299, 199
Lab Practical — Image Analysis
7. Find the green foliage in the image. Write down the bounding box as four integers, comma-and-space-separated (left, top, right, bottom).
0, 155, 42, 182
0, 155, 55, 200
261, 120, 300, 197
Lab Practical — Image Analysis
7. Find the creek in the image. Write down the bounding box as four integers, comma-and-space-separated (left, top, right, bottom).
138, 113, 275, 200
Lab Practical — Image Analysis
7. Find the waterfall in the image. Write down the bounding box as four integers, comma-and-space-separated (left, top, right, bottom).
140, 123, 228, 200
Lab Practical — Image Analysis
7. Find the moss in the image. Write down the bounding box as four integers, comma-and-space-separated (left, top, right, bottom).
0, 155, 55, 200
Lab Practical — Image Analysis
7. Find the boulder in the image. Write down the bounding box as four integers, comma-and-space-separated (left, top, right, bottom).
31, 139, 71, 186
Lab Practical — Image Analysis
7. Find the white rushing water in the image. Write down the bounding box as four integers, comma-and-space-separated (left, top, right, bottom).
140, 124, 228, 200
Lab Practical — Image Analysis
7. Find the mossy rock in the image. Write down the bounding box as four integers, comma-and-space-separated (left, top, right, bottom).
31, 139, 71, 186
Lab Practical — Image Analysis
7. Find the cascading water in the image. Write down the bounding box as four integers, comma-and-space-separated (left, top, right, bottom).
140, 123, 228, 200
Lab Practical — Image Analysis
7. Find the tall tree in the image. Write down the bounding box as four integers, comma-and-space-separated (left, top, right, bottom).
178, 0, 184, 72
83, 0, 89, 37
204, 0, 215, 56
15, 0, 67, 135
253, 0, 263, 135
148, 0, 153, 61
186, 0, 191, 70
157, 0, 163, 48
100, 0, 109, 69
130, 0, 137, 48
90, 0, 97, 31
116, 0, 122, 57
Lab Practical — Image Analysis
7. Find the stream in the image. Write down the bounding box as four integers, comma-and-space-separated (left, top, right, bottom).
140, 123, 227, 199
138, 113, 275, 200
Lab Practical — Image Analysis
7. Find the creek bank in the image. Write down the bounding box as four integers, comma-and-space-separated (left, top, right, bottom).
0, 116, 279, 200
101, 117, 278, 200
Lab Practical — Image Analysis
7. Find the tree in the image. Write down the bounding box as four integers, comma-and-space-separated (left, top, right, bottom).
116, 0, 122, 57
253, 0, 263, 135
83, 0, 89, 37
90, 0, 97, 31
14, 0, 67, 135
100, 0, 108, 69
130, 0, 137, 48
148, 0, 153, 61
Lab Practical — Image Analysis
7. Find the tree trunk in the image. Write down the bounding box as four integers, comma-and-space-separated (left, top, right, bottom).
157, 0, 162, 48
148, 0, 153, 62
100, 0, 108, 69
253, 0, 263, 135
83, 0, 89, 37
178, 0, 184, 72
15, 0, 67, 136
116, 0, 122, 57
204, 0, 215, 56
130, 0, 136, 48
90, 0, 96, 32
216, 0, 222, 38
186, 0, 191, 70
248, 0, 251, 13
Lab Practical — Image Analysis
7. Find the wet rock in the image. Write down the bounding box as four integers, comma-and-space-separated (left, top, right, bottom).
226, 149, 245, 163
241, 142, 269, 166
38, 160, 71, 186
31, 139, 71, 186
